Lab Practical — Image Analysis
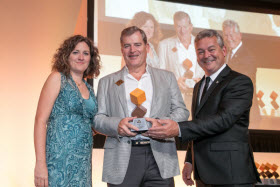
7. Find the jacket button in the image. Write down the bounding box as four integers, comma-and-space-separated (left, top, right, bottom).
127, 141, 130, 144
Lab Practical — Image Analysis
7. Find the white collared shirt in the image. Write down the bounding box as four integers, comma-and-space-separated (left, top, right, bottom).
231, 41, 242, 58
176, 36, 198, 77
124, 66, 153, 140
172, 36, 205, 88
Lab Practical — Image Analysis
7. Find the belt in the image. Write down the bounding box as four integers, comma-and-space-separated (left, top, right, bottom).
131, 140, 150, 146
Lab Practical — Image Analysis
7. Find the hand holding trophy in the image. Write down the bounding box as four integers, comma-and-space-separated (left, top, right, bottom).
130, 88, 151, 133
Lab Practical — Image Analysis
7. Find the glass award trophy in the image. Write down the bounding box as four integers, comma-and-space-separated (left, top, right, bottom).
130, 88, 151, 133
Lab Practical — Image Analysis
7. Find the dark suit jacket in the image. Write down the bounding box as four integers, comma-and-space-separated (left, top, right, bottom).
228, 44, 261, 125
179, 65, 261, 185
228, 44, 256, 84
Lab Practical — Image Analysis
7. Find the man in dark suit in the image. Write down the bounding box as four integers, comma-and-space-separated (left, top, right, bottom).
222, 19, 260, 127
146, 29, 261, 186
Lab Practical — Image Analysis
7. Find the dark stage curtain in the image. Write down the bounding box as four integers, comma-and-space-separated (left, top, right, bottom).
249, 130, 280, 152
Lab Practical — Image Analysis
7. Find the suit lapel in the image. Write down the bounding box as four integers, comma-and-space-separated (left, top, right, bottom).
148, 66, 158, 118
113, 68, 129, 117
232, 45, 243, 59
192, 80, 201, 118
195, 66, 231, 116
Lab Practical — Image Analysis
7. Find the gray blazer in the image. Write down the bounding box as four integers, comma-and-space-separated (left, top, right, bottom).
94, 65, 189, 185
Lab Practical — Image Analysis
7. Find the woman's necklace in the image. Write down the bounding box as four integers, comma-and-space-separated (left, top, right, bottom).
74, 80, 83, 87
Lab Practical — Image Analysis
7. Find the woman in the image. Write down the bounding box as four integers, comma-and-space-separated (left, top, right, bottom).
121, 11, 162, 68
34, 35, 101, 187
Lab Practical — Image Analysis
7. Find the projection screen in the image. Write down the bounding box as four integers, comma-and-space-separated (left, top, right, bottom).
94, 0, 280, 131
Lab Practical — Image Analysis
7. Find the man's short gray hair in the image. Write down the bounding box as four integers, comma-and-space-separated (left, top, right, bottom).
173, 11, 192, 25
222, 19, 240, 33
195, 29, 224, 48
120, 26, 147, 44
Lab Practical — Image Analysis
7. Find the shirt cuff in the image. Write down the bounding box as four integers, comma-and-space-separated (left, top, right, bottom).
178, 122, 181, 137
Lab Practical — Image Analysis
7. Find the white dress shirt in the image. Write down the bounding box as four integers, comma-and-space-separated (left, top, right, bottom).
124, 66, 153, 140
158, 35, 204, 88
231, 41, 242, 58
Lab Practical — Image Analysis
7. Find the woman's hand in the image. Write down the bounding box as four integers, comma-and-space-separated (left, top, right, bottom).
34, 161, 48, 187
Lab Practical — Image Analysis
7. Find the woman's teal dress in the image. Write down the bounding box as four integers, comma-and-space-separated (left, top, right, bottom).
46, 73, 97, 187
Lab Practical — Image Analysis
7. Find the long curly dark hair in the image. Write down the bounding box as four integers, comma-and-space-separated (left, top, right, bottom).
52, 35, 101, 78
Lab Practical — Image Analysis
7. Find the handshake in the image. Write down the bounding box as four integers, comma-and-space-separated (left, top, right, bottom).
117, 117, 180, 139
